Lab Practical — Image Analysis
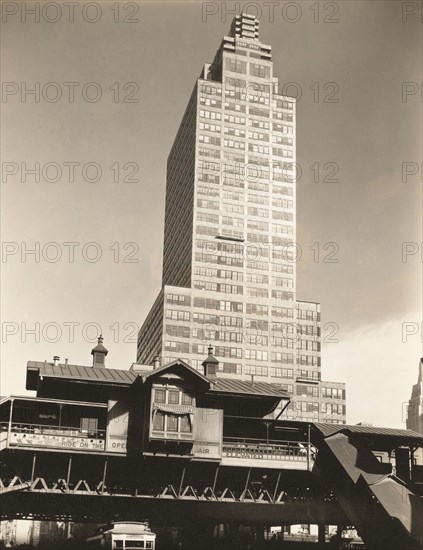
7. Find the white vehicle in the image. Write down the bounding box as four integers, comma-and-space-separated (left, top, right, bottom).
86, 521, 156, 550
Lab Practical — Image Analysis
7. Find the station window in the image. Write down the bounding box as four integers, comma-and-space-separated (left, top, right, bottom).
168, 390, 180, 404
151, 385, 195, 440
153, 411, 165, 431
154, 389, 166, 403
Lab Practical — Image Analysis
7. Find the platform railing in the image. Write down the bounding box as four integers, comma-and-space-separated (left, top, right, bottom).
0, 421, 105, 441
222, 437, 316, 462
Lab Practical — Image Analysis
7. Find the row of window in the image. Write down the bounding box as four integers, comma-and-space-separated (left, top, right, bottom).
153, 387, 193, 405
198, 111, 293, 137
321, 387, 345, 400
193, 280, 244, 294
199, 96, 294, 122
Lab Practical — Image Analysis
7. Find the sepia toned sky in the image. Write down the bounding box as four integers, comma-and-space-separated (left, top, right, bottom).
1, 1, 422, 428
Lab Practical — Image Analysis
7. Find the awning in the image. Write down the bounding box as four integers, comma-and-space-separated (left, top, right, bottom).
153, 404, 194, 415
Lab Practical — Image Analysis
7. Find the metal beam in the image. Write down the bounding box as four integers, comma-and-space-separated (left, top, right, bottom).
66, 456, 72, 486
30, 454, 37, 484
101, 458, 108, 495
178, 466, 186, 498
240, 468, 251, 501
273, 471, 281, 503
212, 465, 219, 498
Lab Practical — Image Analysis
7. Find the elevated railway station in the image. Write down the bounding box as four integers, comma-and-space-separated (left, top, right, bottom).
1, 341, 423, 549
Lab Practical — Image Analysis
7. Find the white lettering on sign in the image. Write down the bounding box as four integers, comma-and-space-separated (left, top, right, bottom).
224, 451, 264, 460
10, 432, 105, 451
111, 441, 127, 450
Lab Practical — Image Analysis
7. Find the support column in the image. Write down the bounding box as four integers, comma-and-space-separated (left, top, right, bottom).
318, 524, 326, 543
256, 524, 265, 541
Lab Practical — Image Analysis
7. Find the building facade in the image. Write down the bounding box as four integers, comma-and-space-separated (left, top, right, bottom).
137, 13, 346, 424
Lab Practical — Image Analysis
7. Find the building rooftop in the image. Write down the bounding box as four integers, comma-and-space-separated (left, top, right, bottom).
314, 422, 423, 443
26, 359, 289, 399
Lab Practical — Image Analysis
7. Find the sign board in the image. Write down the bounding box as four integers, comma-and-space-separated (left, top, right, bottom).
192, 441, 221, 459
9, 431, 105, 451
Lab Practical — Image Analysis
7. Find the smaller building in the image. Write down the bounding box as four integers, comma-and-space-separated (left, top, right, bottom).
1, 339, 316, 471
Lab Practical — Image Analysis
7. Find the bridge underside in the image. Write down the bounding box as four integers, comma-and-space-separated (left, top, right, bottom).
1, 490, 348, 526
0, 450, 347, 526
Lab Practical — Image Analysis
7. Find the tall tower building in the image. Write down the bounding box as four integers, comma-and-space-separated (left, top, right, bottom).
406, 358, 423, 464
137, 13, 346, 424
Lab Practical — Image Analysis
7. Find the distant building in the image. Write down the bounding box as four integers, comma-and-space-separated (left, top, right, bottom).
406, 357, 423, 464
136, 13, 346, 423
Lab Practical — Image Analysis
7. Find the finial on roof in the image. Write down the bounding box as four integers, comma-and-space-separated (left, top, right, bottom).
202, 345, 219, 379
91, 335, 108, 368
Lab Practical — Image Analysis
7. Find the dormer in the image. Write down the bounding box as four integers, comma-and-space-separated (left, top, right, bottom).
141, 360, 210, 444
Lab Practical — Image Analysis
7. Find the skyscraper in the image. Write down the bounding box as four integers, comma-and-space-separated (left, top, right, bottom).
406, 358, 423, 464
137, 13, 346, 423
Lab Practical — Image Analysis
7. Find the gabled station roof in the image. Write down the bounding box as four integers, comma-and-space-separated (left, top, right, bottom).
26, 360, 289, 399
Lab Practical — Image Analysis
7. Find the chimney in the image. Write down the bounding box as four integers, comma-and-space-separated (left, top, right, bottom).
53, 356, 60, 366
153, 355, 160, 369
91, 335, 108, 368
202, 345, 219, 379
64, 358, 68, 366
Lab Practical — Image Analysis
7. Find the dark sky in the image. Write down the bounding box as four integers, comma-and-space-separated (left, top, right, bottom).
2, 1, 422, 427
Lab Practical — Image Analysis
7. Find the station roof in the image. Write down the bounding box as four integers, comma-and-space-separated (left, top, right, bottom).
209, 378, 288, 398
26, 361, 138, 388
26, 360, 288, 399
313, 422, 423, 447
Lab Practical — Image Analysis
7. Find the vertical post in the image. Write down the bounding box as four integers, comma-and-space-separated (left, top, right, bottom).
318, 524, 325, 543
58, 404, 63, 427
7, 399, 14, 445
307, 424, 311, 471
101, 457, 108, 495
410, 445, 415, 480
31, 453, 37, 483
66, 456, 72, 485
264, 421, 270, 444
178, 465, 186, 497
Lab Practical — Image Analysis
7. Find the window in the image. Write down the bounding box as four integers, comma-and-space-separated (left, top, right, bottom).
80, 417, 98, 433
151, 386, 194, 439
152, 411, 165, 431
154, 389, 166, 403
180, 415, 191, 433
250, 63, 270, 79
168, 390, 180, 404
167, 414, 178, 432
225, 58, 247, 74
182, 393, 193, 405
